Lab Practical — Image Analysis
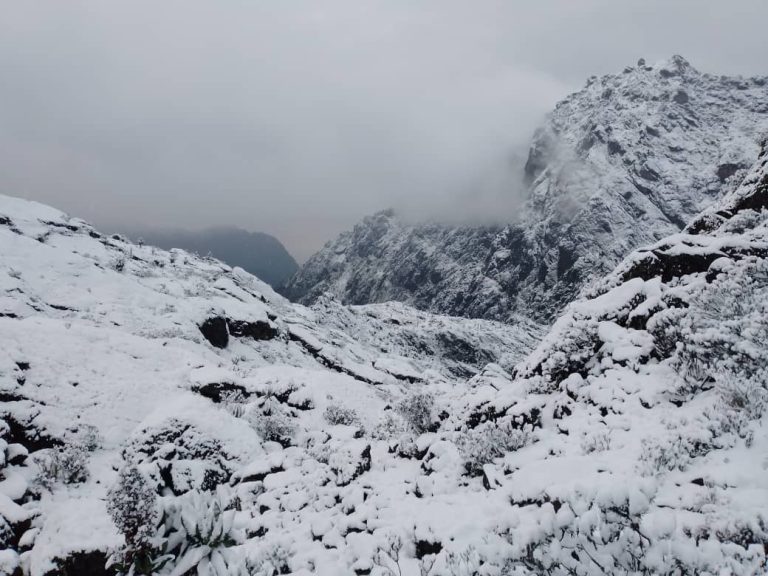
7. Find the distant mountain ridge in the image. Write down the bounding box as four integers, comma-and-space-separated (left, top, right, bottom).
284, 56, 768, 323
131, 226, 298, 287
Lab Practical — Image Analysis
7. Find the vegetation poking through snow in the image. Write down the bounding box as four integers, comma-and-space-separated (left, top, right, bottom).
458, 421, 529, 476
397, 392, 437, 434
323, 403, 360, 426
107, 464, 159, 575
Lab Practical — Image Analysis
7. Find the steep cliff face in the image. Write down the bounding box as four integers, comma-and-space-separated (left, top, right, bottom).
284, 57, 768, 323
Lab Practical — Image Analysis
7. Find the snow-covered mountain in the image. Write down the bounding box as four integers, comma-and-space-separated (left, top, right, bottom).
284, 57, 768, 323
0, 192, 539, 575
1, 135, 767, 574
121, 227, 299, 289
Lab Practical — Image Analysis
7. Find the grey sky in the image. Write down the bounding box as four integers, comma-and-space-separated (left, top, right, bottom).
1, 1, 767, 260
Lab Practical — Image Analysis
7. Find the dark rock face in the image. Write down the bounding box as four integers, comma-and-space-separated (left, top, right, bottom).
199, 316, 229, 348
284, 58, 768, 324
226, 319, 278, 341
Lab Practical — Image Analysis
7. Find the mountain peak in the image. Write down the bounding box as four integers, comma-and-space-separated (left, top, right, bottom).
286, 59, 768, 323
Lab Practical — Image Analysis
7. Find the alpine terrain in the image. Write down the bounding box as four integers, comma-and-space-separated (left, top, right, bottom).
284, 57, 768, 324
0, 55, 767, 576
126, 227, 299, 289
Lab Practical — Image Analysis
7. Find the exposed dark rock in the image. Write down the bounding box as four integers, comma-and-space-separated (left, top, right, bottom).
3, 415, 61, 452
192, 381, 248, 403
673, 90, 689, 104
717, 163, 743, 182
226, 319, 278, 341
199, 316, 229, 349
46, 550, 115, 576
415, 539, 442, 559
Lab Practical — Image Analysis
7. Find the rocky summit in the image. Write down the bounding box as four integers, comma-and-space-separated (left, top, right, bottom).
284, 57, 768, 324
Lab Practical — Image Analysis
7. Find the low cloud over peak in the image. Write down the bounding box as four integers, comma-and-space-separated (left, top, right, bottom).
2, 0, 767, 260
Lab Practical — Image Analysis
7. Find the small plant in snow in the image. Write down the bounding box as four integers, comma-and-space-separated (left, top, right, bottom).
397, 392, 436, 434
67, 423, 102, 452
248, 400, 296, 447
638, 434, 698, 476
155, 487, 243, 576
373, 533, 404, 576
581, 429, 612, 454
323, 403, 360, 426
458, 421, 529, 476
246, 543, 292, 576
445, 545, 482, 576
371, 412, 407, 440
36, 443, 90, 489
111, 254, 127, 273
717, 370, 768, 421
107, 463, 159, 575
220, 389, 248, 418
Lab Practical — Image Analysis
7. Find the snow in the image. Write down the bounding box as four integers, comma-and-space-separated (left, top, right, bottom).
1, 67, 768, 575
286, 57, 768, 325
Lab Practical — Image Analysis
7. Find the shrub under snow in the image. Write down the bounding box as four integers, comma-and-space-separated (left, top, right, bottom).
323, 403, 360, 426
107, 463, 159, 575
458, 421, 529, 476
248, 399, 296, 447
36, 443, 90, 489
397, 392, 437, 434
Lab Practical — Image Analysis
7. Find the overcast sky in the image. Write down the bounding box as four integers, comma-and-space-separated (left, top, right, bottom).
2, 1, 768, 260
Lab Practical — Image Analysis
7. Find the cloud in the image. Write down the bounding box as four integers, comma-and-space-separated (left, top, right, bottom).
1, 0, 767, 259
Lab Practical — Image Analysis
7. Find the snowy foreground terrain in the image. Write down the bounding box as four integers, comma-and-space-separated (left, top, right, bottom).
1, 146, 768, 573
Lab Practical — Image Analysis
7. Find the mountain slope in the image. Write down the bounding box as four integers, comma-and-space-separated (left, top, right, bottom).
130, 227, 298, 288
0, 192, 539, 574
0, 138, 766, 575
284, 57, 768, 323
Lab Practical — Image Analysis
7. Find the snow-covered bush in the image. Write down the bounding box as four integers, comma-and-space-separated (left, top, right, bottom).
370, 412, 407, 440
248, 400, 296, 447
36, 443, 89, 488
246, 543, 291, 575
397, 392, 437, 434
538, 317, 600, 387
676, 258, 768, 387
155, 487, 244, 576
637, 431, 712, 476
581, 429, 612, 454
107, 463, 159, 575
646, 306, 686, 360
328, 443, 371, 486
458, 421, 529, 476
717, 370, 768, 421
220, 389, 247, 418
111, 254, 127, 273
68, 423, 102, 452
125, 419, 235, 493
394, 434, 422, 459
323, 403, 360, 426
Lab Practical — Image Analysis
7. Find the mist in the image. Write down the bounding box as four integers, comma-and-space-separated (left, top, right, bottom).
2, 1, 768, 260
